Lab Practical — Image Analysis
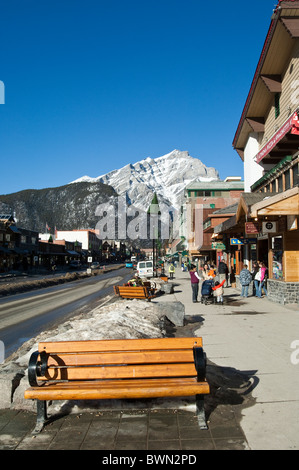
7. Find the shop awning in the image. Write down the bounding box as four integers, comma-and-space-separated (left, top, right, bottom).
12, 248, 29, 255
250, 187, 299, 217
67, 250, 80, 256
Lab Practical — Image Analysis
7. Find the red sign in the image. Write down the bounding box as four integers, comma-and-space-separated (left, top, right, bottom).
255, 111, 299, 163
245, 222, 259, 234
291, 112, 299, 135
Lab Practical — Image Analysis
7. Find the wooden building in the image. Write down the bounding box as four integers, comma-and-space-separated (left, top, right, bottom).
229, 0, 299, 304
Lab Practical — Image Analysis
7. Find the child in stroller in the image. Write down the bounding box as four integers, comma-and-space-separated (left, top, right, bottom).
201, 279, 215, 305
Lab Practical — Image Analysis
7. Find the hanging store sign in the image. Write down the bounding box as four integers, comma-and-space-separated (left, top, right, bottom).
230, 238, 243, 245
255, 111, 299, 163
262, 221, 277, 233
245, 222, 259, 234
212, 242, 226, 250
230, 238, 257, 245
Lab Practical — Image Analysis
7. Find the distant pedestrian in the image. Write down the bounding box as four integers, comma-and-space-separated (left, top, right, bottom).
202, 264, 210, 280
189, 264, 200, 303
254, 262, 268, 298
218, 261, 228, 287
212, 279, 225, 304
259, 262, 268, 297
169, 263, 175, 279
239, 264, 252, 298
251, 262, 259, 296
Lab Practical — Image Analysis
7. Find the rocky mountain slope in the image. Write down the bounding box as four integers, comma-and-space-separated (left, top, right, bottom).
0, 182, 117, 232
0, 150, 219, 235
70, 150, 219, 211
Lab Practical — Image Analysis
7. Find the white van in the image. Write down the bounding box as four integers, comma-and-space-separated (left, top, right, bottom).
137, 260, 153, 278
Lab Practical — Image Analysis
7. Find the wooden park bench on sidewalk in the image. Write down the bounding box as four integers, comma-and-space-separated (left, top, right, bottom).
113, 284, 155, 301
24, 337, 210, 434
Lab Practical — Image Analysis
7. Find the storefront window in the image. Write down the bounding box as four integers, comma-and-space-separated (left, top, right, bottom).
272, 236, 283, 280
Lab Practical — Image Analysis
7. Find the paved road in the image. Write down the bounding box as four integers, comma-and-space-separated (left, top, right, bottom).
0, 267, 131, 358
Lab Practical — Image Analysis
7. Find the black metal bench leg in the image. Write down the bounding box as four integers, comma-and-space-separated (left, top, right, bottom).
32, 400, 47, 434
196, 395, 208, 430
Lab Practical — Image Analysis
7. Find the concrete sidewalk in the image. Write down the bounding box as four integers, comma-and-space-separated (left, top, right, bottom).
0, 269, 298, 450
167, 270, 299, 450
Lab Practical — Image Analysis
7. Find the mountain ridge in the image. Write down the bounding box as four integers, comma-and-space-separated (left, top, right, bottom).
70, 149, 219, 211
0, 150, 219, 234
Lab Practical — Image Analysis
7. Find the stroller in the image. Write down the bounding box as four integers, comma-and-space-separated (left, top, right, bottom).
201, 279, 215, 305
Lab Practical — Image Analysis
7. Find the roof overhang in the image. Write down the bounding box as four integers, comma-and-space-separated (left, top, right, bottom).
233, 1, 299, 158
250, 187, 299, 217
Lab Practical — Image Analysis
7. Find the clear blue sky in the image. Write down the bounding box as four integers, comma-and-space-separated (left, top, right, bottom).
0, 0, 278, 195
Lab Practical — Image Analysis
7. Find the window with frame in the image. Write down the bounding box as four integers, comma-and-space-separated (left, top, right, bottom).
293, 163, 299, 187
285, 169, 291, 190
274, 93, 280, 119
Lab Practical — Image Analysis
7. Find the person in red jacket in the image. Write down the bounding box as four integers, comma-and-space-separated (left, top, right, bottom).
212, 279, 225, 304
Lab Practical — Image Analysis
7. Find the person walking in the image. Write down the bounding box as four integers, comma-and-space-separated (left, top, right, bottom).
259, 262, 268, 297
218, 260, 228, 287
168, 263, 175, 279
239, 264, 252, 298
254, 262, 267, 298
251, 262, 259, 296
189, 264, 200, 303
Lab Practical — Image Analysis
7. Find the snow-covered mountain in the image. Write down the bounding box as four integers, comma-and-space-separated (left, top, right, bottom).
70, 150, 219, 211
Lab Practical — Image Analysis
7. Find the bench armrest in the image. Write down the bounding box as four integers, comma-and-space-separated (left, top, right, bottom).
28, 351, 49, 387
193, 347, 207, 382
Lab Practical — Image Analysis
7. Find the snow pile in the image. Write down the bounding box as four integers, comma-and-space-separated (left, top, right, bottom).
0, 298, 169, 411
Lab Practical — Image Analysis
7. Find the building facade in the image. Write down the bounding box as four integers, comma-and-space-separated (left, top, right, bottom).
184, 178, 244, 265
231, 0, 299, 304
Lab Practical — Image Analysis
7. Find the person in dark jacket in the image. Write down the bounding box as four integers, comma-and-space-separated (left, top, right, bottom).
251, 262, 259, 296
239, 264, 252, 298
218, 261, 228, 287
189, 264, 200, 302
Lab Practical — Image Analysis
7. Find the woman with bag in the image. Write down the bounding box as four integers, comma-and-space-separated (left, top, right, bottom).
255, 262, 268, 298
259, 262, 268, 297
254, 266, 262, 297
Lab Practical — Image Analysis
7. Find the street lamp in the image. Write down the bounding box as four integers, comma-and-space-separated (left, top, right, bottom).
148, 193, 161, 278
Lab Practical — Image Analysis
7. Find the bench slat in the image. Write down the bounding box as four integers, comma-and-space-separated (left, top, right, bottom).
47, 349, 194, 367
39, 362, 197, 381
38, 337, 203, 353
25, 378, 210, 401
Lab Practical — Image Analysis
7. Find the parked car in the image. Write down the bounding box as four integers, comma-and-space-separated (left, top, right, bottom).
90, 262, 101, 270
69, 260, 82, 269
125, 260, 133, 268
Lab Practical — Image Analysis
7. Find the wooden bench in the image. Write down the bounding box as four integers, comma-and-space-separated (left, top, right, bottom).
113, 285, 155, 301
24, 337, 210, 434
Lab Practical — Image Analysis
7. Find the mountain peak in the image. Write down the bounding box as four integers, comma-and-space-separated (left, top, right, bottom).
70, 150, 219, 210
